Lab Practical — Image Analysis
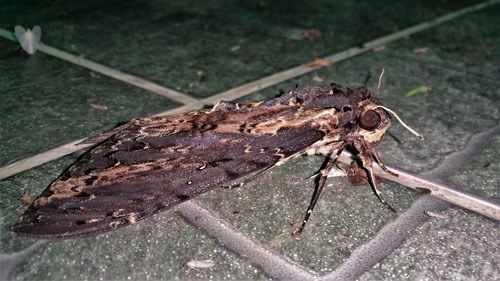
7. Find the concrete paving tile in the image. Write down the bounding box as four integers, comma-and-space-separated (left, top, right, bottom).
10, 213, 271, 281
0, 158, 270, 281
196, 49, 500, 270
197, 156, 420, 273
0, 158, 74, 252
215, 7, 499, 275
1, 1, 499, 281
376, 135, 500, 281
388, 4, 500, 79
359, 208, 499, 281
0, 0, 483, 98
0, 40, 180, 167
449, 135, 500, 200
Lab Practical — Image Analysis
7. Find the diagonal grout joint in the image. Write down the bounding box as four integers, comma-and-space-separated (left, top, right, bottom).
336, 149, 500, 221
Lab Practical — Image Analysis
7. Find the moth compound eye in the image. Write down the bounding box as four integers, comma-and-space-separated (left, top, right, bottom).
359, 110, 381, 130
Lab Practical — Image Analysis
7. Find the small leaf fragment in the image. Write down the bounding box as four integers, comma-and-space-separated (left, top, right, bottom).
185, 260, 215, 272
74, 54, 85, 60
405, 86, 431, 97
312, 75, 324, 82
414, 47, 429, 53
373, 45, 386, 52
299, 29, 318, 40
90, 104, 108, 110
305, 58, 332, 68
424, 210, 449, 220
21, 192, 32, 206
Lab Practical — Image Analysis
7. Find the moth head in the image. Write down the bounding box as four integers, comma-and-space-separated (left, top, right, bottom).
357, 102, 424, 148
356, 106, 392, 147
357, 68, 424, 147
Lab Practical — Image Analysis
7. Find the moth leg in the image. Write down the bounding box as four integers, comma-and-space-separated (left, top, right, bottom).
211, 100, 240, 112
367, 165, 396, 213
294, 147, 344, 235
308, 163, 344, 179
221, 165, 279, 189
353, 139, 396, 213
372, 148, 398, 177
222, 146, 311, 189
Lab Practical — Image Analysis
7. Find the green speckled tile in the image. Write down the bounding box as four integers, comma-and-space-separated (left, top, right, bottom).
197, 155, 420, 272
0, 40, 180, 166
0, 0, 482, 98
360, 208, 499, 281
449, 135, 500, 199
1, 1, 499, 280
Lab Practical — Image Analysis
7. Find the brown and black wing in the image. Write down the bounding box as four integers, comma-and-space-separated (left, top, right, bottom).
13, 106, 325, 238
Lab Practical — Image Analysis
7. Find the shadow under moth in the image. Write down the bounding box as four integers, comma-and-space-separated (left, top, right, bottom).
13, 73, 423, 239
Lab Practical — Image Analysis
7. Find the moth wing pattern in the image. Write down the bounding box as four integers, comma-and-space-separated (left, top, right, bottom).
13, 103, 326, 238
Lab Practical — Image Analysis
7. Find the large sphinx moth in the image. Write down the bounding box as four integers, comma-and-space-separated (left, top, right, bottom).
13, 75, 422, 238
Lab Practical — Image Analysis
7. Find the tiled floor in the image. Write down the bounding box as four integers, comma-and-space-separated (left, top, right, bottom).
1, 1, 499, 280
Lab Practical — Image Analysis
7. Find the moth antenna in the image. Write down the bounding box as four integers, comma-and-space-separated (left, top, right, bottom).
373, 105, 424, 140
367, 166, 396, 213
374, 68, 385, 97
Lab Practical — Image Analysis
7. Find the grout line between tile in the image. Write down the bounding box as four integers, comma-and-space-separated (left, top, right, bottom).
321, 196, 449, 281
423, 125, 500, 179
175, 201, 316, 281
336, 136, 500, 222
173, 125, 498, 280
0, 28, 199, 105
176, 124, 499, 280
0, 240, 50, 280
0, 0, 498, 179
322, 124, 500, 280
201, 0, 500, 104
0, 139, 90, 180
1, 2, 498, 280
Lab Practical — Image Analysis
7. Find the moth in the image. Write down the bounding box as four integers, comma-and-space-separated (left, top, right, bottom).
14, 25, 42, 55
13, 72, 423, 238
